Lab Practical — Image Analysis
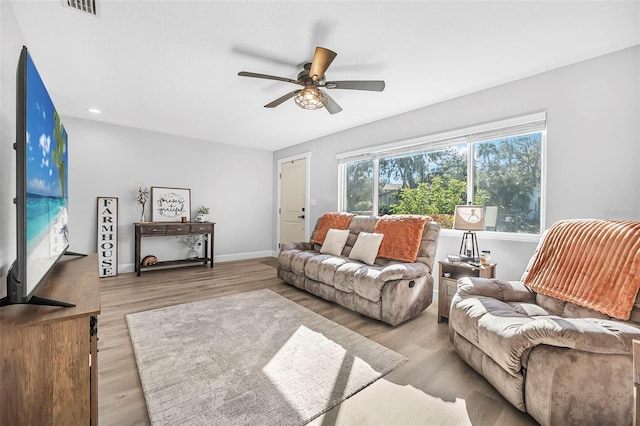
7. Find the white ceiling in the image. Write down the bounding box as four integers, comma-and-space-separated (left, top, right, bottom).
8, 1, 640, 151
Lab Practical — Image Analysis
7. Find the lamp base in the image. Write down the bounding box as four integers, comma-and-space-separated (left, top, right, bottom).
459, 231, 480, 262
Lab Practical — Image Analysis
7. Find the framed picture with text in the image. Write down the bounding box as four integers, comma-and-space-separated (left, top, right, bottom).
151, 187, 191, 222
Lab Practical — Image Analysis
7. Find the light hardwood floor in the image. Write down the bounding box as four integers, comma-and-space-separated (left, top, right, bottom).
98, 258, 538, 426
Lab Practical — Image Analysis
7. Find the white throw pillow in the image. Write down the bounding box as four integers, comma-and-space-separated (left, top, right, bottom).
320, 229, 350, 256
349, 232, 384, 265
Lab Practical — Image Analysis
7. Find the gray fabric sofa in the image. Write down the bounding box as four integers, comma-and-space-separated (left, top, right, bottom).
277, 215, 440, 326
449, 219, 640, 425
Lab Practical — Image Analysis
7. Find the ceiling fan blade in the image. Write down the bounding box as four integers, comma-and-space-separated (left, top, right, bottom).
238, 71, 301, 86
321, 90, 342, 114
324, 80, 386, 92
232, 46, 299, 67
264, 90, 300, 108
309, 47, 337, 81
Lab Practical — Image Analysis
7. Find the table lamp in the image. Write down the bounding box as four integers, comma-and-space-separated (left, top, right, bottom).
453, 204, 485, 261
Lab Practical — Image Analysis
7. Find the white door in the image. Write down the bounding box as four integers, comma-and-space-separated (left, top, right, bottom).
280, 158, 306, 246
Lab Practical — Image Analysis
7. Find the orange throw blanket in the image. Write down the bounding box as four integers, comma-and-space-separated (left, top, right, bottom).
375, 215, 431, 263
310, 212, 355, 245
524, 219, 640, 320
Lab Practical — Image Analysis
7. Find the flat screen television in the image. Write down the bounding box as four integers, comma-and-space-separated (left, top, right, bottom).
1, 46, 75, 307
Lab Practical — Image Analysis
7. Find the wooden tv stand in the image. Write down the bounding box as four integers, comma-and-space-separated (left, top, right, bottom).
0, 254, 100, 425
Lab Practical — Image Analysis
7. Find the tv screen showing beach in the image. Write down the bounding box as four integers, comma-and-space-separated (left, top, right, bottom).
25, 52, 69, 295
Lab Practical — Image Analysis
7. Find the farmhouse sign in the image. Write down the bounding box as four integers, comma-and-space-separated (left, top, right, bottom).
97, 197, 118, 277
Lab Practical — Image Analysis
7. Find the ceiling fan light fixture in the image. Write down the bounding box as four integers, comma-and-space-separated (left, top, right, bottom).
238, 46, 385, 113
294, 86, 327, 110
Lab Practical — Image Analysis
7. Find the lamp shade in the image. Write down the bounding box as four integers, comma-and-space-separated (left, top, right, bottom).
453, 205, 485, 231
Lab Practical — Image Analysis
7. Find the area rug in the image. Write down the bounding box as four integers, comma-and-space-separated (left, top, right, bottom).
126, 289, 407, 425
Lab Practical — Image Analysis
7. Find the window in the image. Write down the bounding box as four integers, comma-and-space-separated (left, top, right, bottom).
338, 113, 545, 235
473, 133, 542, 234
345, 159, 374, 214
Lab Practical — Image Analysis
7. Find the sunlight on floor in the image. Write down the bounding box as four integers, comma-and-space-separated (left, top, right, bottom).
262, 325, 379, 419
307, 378, 472, 426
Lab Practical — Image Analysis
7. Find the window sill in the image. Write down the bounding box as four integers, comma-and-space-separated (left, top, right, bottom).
439, 228, 541, 243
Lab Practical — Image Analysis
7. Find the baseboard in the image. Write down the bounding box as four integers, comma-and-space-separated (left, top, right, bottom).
118, 250, 278, 274
214, 250, 278, 263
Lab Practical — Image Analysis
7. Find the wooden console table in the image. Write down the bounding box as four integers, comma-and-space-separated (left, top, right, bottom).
134, 222, 215, 276
0, 254, 100, 425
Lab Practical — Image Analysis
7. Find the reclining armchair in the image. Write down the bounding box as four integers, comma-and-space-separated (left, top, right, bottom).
449, 219, 640, 425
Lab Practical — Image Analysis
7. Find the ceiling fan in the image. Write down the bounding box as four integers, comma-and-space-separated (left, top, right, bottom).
237, 47, 385, 114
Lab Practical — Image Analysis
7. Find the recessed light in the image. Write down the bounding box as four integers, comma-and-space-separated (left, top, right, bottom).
86, 107, 102, 114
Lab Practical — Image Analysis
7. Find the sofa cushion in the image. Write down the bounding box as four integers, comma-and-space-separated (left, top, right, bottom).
289, 250, 316, 275
333, 263, 387, 302
304, 254, 347, 286
342, 216, 379, 258
333, 262, 363, 293
507, 302, 550, 317
353, 266, 386, 303
277, 249, 303, 272
349, 232, 384, 265
347, 216, 378, 235
319, 229, 350, 256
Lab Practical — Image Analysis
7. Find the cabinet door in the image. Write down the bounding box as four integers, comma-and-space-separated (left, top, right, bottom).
90, 316, 98, 425
443, 277, 458, 315
0, 317, 90, 424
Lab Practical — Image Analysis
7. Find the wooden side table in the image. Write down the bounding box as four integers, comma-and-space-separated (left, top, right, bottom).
437, 260, 496, 323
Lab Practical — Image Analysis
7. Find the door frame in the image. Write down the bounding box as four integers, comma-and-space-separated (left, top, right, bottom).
276, 152, 311, 249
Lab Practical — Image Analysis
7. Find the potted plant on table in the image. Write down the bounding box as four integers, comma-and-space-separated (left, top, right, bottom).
181, 235, 202, 259
196, 206, 210, 223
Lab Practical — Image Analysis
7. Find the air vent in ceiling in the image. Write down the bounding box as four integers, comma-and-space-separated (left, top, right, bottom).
61, 0, 97, 16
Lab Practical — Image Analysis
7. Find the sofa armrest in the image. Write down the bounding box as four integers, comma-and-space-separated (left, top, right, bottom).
457, 277, 536, 303
518, 317, 640, 355
465, 308, 640, 380
378, 262, 431, 282
280, 241, 314, 252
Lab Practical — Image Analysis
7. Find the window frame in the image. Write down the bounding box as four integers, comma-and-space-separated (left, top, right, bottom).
337, 113, 547, 241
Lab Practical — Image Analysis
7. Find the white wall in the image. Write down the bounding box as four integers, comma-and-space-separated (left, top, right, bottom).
1, 1, 275, 279
274, 46, 640, 281
62, 117, 275, 272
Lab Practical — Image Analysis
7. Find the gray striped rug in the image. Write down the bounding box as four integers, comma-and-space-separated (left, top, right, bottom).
126, 289, 406, 425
